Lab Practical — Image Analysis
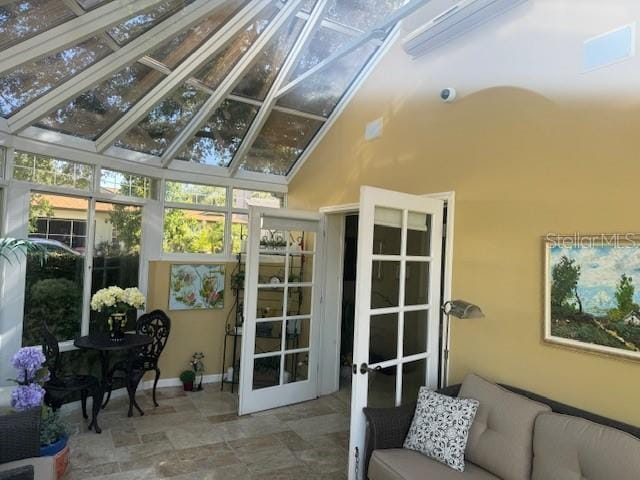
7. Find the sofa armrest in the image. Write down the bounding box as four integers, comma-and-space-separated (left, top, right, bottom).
0, 409, 40, 465
363, 403, 416, 478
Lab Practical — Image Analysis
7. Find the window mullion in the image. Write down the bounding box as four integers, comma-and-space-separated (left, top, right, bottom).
81, 197, 97, 336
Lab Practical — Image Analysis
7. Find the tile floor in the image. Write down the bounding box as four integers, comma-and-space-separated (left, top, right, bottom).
62, 385, 351, 480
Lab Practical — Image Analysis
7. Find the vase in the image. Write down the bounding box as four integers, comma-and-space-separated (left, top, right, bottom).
108, 312, 126, 341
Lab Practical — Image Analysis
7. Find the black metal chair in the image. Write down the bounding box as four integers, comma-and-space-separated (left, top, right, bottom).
42, 323, 102, 433
103, 310, 171, 415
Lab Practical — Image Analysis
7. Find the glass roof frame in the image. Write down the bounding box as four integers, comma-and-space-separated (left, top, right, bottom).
0, 0, 420, 185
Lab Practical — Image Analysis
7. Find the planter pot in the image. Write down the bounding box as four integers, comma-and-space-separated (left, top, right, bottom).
182, 382, 193, 391
41, 437, 70, 480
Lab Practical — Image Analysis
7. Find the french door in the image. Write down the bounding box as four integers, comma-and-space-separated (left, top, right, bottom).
348, 187, 444, 480
239, 206, 322, 414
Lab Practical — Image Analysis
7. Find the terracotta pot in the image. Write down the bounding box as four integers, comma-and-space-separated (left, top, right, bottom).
183, 382, 193, 391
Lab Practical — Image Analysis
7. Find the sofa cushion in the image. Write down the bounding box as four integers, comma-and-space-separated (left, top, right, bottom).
403, 388, 479, 472
369, 449, 499, 480
459, 374, 551, 480
0, 458, 54, 480
532, 412, 640, 480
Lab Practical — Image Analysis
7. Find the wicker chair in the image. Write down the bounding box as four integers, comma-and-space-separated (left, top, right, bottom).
42, 323, 101, 434
102, 310, 171, 416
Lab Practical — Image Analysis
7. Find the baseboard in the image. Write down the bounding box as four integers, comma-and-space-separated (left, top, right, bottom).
59, 373, 224, 414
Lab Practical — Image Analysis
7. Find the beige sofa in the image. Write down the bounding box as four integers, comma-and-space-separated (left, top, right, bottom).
365, 374, 640, 480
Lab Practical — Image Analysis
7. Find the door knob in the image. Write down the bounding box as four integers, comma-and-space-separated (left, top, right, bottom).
359, 363, 382, 375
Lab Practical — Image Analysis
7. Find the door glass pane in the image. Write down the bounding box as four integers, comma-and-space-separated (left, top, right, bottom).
292, 230, 315, 252
367, 365, 396, 408
403, 310, 429, 357
260, 229, 288, 253
258, 259, 285, 285
255, 320, 282, 354
405, 262, 429, 306
257, 287, 284, 318
286, 318, 309, 349
284, 352, 309, 384
288, 286, 311, 316
407, 212, 431, 257
373, 207, 402, 255
253, 355, 280, 390
90, 202, 142, 334
369, 314, 397, 364
371, 261, 400, 309
288, 253, 313, 283
23, 193, 87, 346
402, 359, 427, 405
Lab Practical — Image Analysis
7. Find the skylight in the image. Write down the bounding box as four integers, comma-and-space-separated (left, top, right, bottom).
0, 0, 409, 181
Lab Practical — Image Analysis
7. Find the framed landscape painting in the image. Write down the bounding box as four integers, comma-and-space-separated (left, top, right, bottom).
544, 235, 640, 360
169, 264, 225, 310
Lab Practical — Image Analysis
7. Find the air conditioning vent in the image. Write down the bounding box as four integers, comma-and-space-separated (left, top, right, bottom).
402, 0, 527, 59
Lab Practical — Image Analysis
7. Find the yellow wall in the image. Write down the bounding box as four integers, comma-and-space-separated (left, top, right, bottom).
288, 0, 640, 424
146, 261, 237, 380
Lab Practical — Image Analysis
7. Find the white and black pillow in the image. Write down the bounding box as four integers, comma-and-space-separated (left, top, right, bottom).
403, 388, 479, 472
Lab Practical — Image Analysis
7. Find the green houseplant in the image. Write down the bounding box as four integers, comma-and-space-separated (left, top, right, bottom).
39, 406, 68, 455
179, 370, 196, 391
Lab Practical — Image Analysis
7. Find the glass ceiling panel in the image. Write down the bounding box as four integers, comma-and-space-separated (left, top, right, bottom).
108, 0, 194, 46
194, 6, 278, 91
116, 84, 209, 157
36, 63, 166, 140
0, 36, 112, 118
326, 0, 406, 31
239, 110, 323, 175
232, 15, 306, 102
290, 26, 351, 79
0, 0, 75, 51
148, 2, 244, 70
176, 99, 259, 166
276, 40, 378, 118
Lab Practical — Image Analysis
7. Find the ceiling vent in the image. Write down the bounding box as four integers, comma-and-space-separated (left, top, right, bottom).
402, 0, 527, 58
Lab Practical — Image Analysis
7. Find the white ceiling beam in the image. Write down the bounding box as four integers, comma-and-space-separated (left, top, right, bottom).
276, 0, 431, 100
227, 0, 330, 176
161, 0, 305, 168
285, 25, 401, 182
94, 0, 275, 153
0, 0, 169, 75
7, 0, 228, 133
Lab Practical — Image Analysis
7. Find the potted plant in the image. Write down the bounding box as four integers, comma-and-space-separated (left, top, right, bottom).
90, 286, 145, 341
180, 370, 196, 391
40, 405, 70, 477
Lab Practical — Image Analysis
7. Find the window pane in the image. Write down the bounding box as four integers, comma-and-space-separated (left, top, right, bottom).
108, 0, 193, 46
284, 351, 308, 383
23, 193, 87, 345
326, 0, 406, 31
253, 355, 280, 390
1, 37, 112, 117
77, 0, 111, 10
232, 189, 284, 209
370, 313, 397, 364
100, 169, 156, 199
176, 99, 259, 166
371, 261, 400, 309
116, 85, 208, 157
232, 16, 305, 101
90, 202, 142, 334
165, 181, 226, 206
37, 64, 166, 140
239, 110, 323, 175
231, 213, 248, 254
0, 146, 5, 178
149, 4, 242, 69
0, 0, 75, 50
290, 26, 351, 79
13, 151, 93, 190
163, 208, 225, 254
194, 7, 277, 90
402, 359, 426, 405
255, 320, 282, 354
277, 41, 378, 118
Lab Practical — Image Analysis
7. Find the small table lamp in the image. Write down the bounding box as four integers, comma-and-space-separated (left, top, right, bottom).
441, 300, 484, 387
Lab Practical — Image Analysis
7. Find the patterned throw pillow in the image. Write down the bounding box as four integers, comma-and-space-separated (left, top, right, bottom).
403, 388, 480, 472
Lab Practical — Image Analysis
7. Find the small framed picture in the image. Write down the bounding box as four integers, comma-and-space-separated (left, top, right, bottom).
544, 234, 640, 360
169, 264, 225, 310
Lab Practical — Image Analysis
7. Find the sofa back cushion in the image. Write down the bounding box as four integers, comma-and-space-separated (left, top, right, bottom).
459, 374, 551, 480
532, 412, 640, 480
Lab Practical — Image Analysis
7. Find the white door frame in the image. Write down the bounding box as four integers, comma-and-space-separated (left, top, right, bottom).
315, 192, 455, 397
